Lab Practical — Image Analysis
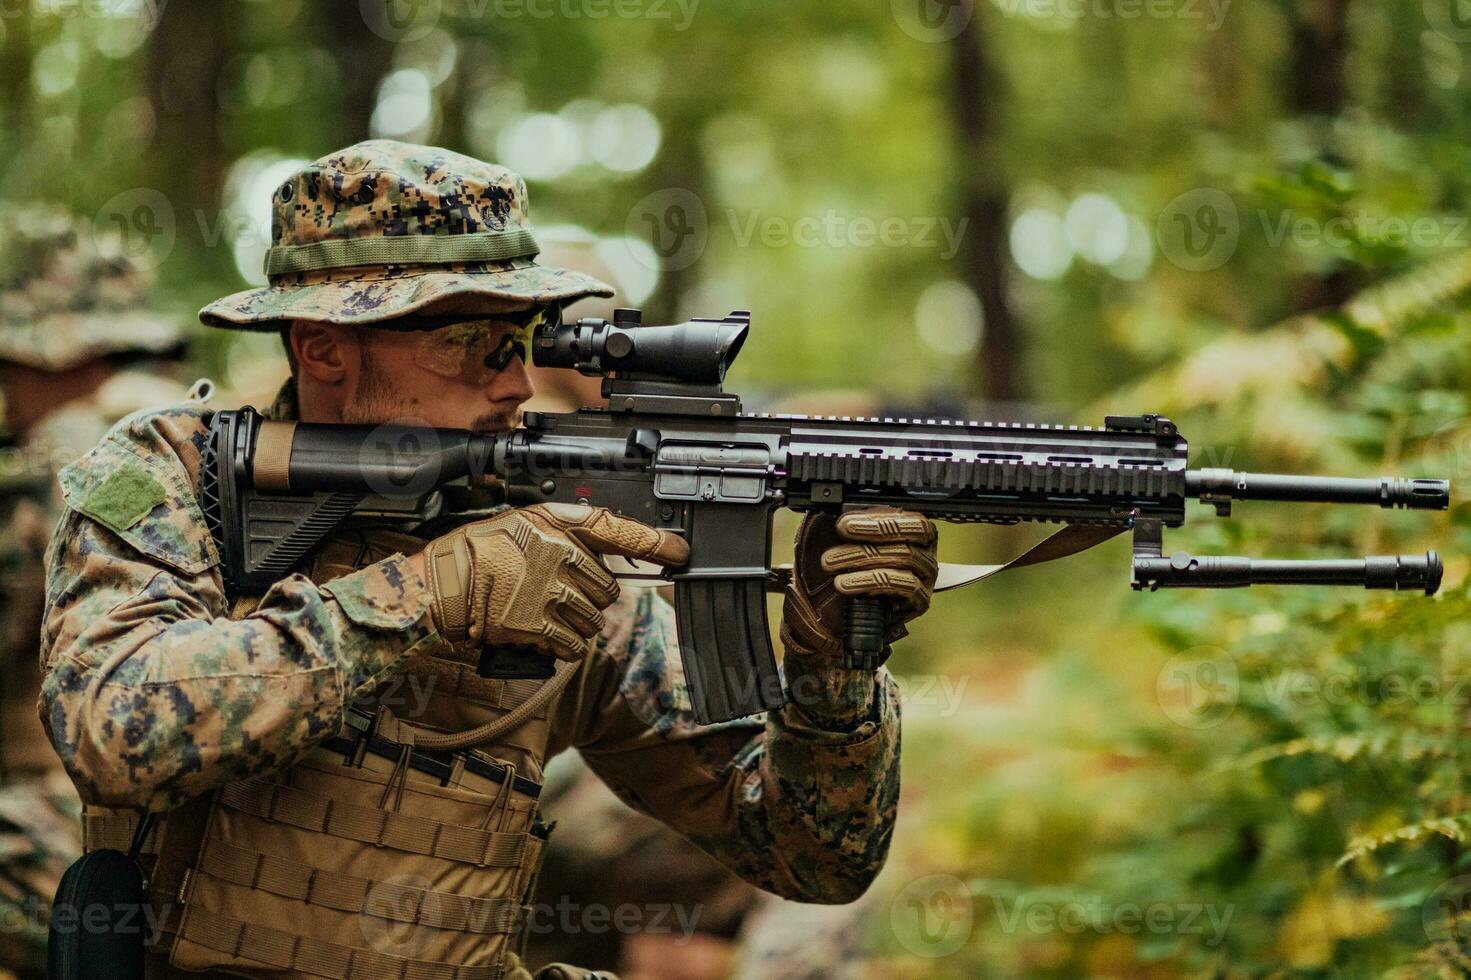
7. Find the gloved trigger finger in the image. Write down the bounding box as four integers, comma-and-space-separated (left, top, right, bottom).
569, 511, 690, 568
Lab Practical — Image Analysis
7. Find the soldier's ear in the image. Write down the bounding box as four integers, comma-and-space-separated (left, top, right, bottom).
289, 320, 356, 385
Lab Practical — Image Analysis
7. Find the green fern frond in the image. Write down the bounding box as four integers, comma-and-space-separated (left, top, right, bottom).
1336, 814, 1471, 868
1386, 942, 1471, 980
1345, 249, 1471, 335
1232, 733, 1452, 770
1093, 250, 1471, 419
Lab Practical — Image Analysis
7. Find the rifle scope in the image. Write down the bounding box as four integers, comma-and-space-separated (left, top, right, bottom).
532, 308, 749, 385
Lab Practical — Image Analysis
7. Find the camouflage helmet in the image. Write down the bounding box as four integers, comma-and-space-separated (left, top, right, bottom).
0, 206, 186, 371
199, 140, 614, 330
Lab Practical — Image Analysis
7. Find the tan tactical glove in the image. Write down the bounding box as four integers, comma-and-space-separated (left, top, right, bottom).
421, 503, 689, 662
780, 506, 939, 663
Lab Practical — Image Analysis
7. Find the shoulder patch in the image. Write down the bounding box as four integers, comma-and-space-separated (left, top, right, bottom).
57, 405, 219, 575
80, 464, 167, 532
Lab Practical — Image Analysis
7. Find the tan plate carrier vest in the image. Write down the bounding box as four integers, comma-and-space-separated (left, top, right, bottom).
80, 528, 584, 980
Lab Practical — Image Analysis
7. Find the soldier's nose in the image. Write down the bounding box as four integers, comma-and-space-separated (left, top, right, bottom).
490, 353, 534, 405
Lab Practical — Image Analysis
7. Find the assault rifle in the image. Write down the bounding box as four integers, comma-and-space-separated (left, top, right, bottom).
201, 309, 1451, 723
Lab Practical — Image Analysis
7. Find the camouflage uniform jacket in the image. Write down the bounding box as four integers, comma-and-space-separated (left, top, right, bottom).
39, 400, 902, 903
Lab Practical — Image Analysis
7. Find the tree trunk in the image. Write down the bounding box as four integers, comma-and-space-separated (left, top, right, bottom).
949, 13, 1021, 404
642, 113, 708, 323
148, 1, 230, 281
437, 53, 468, 153
322, 13, 396, 144
1288, 0, 1353, 116
0, 12, 33, 182
1285, 0, 1359, 311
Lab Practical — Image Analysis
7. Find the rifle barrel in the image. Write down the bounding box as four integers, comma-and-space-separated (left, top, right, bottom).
1186, 469, 1449, 510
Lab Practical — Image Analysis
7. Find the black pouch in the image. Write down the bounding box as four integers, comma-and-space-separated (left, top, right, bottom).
47, 815, 153, 980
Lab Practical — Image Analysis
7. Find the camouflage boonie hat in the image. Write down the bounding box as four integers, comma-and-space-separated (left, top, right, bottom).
0, 207, 186, 371
200, 140, 614, 329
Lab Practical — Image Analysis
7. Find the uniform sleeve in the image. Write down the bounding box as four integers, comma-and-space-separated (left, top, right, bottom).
40, 510, 439, 811
38, 409, 446, 812
549, 590, 901, 905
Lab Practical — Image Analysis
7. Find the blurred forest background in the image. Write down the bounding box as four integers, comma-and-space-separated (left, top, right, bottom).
6, 0, 1471, 975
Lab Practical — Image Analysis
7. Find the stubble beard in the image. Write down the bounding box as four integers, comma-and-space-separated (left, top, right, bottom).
341, 346, 524, 433
341, 346, 424, 426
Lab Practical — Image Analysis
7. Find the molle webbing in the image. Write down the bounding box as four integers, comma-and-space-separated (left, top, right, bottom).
81, 808, 158, 854
152, 521, 566, 978
193, 838, 525, 935
219, 779, 528, 867
176, 906, 507, 980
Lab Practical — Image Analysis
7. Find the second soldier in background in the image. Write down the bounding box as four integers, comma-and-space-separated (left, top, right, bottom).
0, 208, 186, 980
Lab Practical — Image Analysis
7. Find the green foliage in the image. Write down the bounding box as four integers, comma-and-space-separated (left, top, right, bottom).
6, 1, 1471, 975
888, 234, 1471, 977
